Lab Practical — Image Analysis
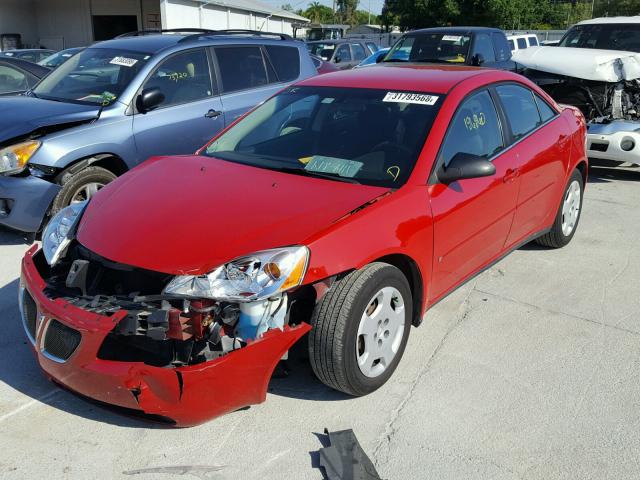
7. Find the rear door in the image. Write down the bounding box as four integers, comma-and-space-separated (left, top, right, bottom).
333, 43, 353, 69
494, 83, 570, 247
212, 45, 289, 126
132, 47, 225, 162
350, 43, 368, 67
428, 88, 520, 301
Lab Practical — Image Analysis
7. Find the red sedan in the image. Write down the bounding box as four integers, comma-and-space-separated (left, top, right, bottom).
20, 65, 587, 426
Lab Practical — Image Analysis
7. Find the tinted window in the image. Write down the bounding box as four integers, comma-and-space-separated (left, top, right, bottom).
366, 42, 378, 54
496, 84, 542, 139
265, 45, 300, 82
508, 39, 515, 50
18, 52, 37, 62
474, 34, 496, 63
307, 43, 335, 60
528, 36, 538, 46
351, 43, 367, 61
440, 90, 503, 166
492, 33, 511, 61
517, 38, 527, 49
216, 46, 268, 93
206, 86, 442, 188
336, 44, 351, 62
534, 93, 556, 122
0, 64, 28, 93
143, 49, 212, 108
559, 24, 640, 52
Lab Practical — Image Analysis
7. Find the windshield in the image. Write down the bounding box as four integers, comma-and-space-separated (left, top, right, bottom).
307, 43, 336, 60
38, 49, 82, 68
205, 86, 442, 188
558, 23, 640, 52
385, 33, 471, 63
33, 48, 150, 105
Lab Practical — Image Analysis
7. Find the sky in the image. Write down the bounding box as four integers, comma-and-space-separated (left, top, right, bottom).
260, 0, 385, 16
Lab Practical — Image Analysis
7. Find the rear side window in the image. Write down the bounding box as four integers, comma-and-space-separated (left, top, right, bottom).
265, 45, 300, 82
492, 33, 511, 61
440, 90, 504, 166
216, 46, 268, 93
534, 93, 556, 122
517, 38, 527, 49
474, 34, 496, 63
508, 39, 515, 50
496, 84, 542, 139
528, 36, 538, 46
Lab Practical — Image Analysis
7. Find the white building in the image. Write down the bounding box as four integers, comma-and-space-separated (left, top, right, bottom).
0, 0, 309, 50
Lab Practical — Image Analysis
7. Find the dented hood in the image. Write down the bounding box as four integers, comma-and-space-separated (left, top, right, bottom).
0, 96, 100, 144
513, 46, 640, 82
77, 155, 388, 275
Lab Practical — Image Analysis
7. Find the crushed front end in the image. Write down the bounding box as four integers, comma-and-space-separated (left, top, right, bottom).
20, 242, 312, 426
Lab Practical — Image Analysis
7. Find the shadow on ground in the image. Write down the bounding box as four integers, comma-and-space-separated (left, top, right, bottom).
0, 226, 32, 246
587, 166, 640, 183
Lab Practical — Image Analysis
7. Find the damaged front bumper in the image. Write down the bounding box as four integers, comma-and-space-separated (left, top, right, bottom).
587, 121, 640, 165
20, 245, 310, 426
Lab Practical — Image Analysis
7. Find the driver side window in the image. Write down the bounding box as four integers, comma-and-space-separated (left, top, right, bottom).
335, 44, 351, 62
143, 49, 212, 109
440, 90, 504, 167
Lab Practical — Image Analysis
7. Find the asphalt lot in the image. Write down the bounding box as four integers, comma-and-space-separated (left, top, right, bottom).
0, 165, 639, 480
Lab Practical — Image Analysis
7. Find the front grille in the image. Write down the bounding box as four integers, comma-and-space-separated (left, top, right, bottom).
43, 320, 81, 361
20, 287, 38, 343
590, 142, 609, 152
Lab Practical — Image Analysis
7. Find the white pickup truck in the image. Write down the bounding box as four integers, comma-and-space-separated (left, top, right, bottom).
513, 17, 640, 167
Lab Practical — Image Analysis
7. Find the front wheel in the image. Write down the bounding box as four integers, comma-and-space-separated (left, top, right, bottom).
536, 169, 584, 248
308, 263, 412, 396
50, 166, 116, 216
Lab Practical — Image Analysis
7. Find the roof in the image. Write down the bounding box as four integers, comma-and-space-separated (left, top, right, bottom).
408, 26, 504, 35
297, 64, 495, 94
192, 0, 309, 22
578, 16, 640, 25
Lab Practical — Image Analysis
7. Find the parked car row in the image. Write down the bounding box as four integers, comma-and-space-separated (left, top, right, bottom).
2, 25, 594, 427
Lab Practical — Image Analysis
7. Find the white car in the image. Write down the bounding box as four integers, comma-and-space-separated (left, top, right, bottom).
514, 17, 640, 167
507, 33, 539, 51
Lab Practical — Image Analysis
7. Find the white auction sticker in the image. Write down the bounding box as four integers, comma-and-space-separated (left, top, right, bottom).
382, 92, 439, 105
110, 56, 138, 67
442, 35, 462, 42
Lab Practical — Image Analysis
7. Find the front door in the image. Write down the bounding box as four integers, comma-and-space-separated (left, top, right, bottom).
132, 48, 225, 163
428, 89, 520, 302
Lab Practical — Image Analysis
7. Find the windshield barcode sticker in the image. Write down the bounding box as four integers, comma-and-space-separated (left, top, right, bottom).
110, 56, 138, 67
383, 92, 439, 105
442, 35, 463, 42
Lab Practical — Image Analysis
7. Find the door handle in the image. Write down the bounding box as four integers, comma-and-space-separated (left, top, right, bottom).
204, 109, 222, 119
503, 168, 520, 183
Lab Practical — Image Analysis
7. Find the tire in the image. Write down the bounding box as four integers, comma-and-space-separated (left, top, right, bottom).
309, 262, 412, 396
536, 169, 584, 248
50, 166, 117, 216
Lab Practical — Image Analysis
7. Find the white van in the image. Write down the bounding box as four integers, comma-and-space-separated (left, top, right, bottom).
507, 34, 539, 51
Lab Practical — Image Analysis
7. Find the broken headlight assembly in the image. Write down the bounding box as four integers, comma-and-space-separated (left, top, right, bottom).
163, 246, 309, 302
0, 140, 41, 175
42, 200, 87, 266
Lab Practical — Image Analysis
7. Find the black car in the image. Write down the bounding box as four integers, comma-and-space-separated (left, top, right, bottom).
0, 57, 49, 96
307, 39, 378, 69
380, 26, 517, 71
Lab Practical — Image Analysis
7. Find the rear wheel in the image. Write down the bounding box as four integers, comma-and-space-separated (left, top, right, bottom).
50, 166, 116, 215
536, 169, 583, 248
308, 263, 412, 396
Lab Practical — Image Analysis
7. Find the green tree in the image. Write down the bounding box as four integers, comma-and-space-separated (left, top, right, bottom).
337, 0, 360, 25
304, 2, 337, 23
281, 3, 294, 11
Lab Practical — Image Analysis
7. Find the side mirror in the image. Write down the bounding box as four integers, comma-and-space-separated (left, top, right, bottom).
334, 56, 342, 64
471, 53, 485, 66
136, 87, 165, 113
375, 51, 386, 63
438, 152, 496, 184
